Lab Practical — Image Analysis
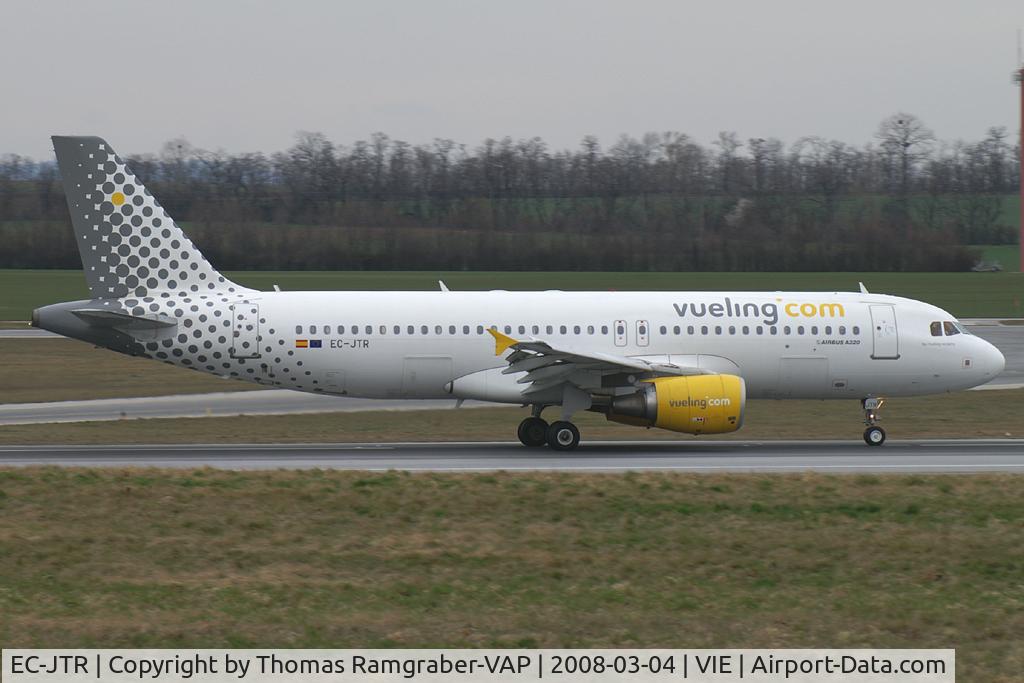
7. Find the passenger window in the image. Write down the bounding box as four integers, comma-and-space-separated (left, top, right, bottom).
687, 326, 695, 335
324, 325, 332, 335
660, 325, 667, 335
380, 325, 386, 335
587, 325, 594, 334
797, 326, 805, 335
601, 325, 608, 334
839, 326, 846, 335
463, 325, 470, 335
560, 325, 568, 334
742, 326, 749, 335
436, 325, 444, 335
728, 326, 736, 335
852, 326, 860, 335
825, 325, 832, 335
532, 325, 539, 334
295, 325, 302, 334
477, 325, 484, 334
365, 325, 372, 335
784, 326, 791, 335
518, 325, 526, 335
310, 325, 317, 334
394, 325, 401, 334
673, 325, 680, 335
547, 325, 554, 334
943, 321, 960, 336
450, 325, 457, 335
715, 326, 722, 335
701, 326, 708, 335
770, 327, 778, 336
573, 325, 581, 335
930, 321, 942, 336
408, 325, 415, 334
421, 325, 428, 334
756, 326, 763, 335
810, 326, 818, 335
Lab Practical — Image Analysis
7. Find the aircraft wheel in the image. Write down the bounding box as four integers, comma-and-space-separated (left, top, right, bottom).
863, 426, 886, 446
517, 417, 549, 447
546, 421, 581, 451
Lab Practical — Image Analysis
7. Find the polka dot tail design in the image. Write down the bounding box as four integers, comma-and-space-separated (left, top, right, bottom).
51, 136, 269, 381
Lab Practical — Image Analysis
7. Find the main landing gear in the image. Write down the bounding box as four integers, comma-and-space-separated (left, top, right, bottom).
517, 416, 548, 447
517, 409, 582, 451
862, 397, 886, 446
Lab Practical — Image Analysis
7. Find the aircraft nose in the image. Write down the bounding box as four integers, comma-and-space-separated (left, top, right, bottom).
982, 339, 1005, 377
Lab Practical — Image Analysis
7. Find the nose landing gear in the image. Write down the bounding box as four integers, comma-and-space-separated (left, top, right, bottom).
862, 397, 886, 446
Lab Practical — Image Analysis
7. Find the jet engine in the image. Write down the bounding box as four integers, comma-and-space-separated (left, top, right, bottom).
601, 375, 746, 435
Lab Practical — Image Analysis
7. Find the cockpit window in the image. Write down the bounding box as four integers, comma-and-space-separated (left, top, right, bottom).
930, 321, 942, 337
943, 321, 960, 336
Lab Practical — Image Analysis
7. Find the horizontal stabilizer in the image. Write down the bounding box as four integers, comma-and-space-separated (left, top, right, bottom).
71, 308, 177, 341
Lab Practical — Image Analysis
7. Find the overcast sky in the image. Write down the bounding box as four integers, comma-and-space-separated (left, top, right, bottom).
2, 0, 1022, 159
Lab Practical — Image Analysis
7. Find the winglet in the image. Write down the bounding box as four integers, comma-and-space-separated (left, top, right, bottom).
859, 281, 869, 294
439, 280, 450, 292
487, 328, 519, 356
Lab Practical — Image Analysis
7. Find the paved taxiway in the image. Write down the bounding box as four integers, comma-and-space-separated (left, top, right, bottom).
1, 440, 1023, 472
0, 391, 483, 426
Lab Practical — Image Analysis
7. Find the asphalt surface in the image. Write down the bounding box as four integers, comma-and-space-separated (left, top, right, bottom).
0, 391, 483, 426
1, 439, 1023, 472
972, 322, 1024, 385
0, 328, 62, 338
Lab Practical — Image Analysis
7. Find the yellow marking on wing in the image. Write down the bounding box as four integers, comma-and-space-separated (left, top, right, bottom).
487, 328, 519, 356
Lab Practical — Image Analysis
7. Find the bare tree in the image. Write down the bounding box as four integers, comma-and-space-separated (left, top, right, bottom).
875, 112, 935, 196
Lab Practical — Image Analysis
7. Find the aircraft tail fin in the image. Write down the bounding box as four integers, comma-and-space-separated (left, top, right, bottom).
51, 135, 250, 299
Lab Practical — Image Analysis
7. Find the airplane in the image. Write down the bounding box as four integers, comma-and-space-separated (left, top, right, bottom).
33, 136, 1006, 449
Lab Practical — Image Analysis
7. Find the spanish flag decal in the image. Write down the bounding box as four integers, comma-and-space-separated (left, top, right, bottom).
295, 339, 309, 348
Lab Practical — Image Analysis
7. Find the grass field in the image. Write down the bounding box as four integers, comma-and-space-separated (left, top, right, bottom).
1, 339, 256, 404
2, 267, 1022, 321
1, 388, 1022, 444
0, 468, 1021, 679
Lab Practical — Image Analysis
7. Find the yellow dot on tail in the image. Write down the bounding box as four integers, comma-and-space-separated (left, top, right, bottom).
111, 192, 125, 206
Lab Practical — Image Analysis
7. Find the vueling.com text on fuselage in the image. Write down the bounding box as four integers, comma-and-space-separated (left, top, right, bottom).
672, 298, 846, 326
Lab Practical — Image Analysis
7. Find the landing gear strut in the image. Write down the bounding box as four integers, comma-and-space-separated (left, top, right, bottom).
862, 397, 886, 446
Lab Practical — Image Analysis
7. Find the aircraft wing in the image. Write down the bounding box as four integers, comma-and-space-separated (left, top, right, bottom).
488, 328, 709, 397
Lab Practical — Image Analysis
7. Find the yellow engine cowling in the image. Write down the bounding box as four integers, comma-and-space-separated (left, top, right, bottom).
605, 375, 746, 435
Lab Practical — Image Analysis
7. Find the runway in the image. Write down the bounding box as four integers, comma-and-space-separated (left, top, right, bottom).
2, 439, 1023, 472
0, 391, 483, 426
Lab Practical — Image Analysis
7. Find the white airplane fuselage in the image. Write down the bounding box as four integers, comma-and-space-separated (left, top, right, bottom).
203, 289, 1001, 400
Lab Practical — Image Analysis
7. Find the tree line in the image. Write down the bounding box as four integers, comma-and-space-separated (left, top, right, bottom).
0, 113, 1019, 272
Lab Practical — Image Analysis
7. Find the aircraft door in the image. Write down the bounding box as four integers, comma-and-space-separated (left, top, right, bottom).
636, 320, 650, 347
230, 303, 261, 359
613, 320, 627, 347
869, 304, 899, 359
